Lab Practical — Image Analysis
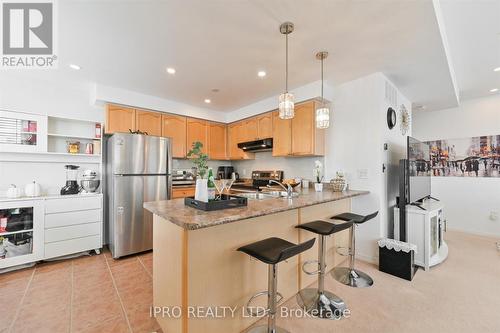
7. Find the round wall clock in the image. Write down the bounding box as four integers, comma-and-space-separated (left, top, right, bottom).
386, 107, 396, 130
399, 104, 410, 135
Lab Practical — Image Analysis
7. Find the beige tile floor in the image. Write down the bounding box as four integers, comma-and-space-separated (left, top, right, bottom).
1, 231, 499, 333
0, 249, 158, 333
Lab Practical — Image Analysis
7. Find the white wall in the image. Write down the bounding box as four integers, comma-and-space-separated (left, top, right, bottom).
0, 73, 103, 122
413, 95, 500, 237
324, 73, 411, 262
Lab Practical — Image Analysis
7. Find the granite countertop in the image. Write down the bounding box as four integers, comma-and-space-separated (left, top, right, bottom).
143, 189, 369, 230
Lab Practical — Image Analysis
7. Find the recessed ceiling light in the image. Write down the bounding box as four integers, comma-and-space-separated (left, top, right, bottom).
257, 71, 266, 78
490, 88, 498, 93
69, 64, 81, 70
204, 99, 211, 104
166, 67, 176, 74
494, 67, 500, 72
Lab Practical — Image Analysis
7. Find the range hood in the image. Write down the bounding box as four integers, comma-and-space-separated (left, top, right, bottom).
237, 138, 273, 152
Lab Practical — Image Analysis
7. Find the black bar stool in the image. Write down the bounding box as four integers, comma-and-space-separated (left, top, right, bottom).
330, 211, 379, 288
295, 220, 353, 319
238, 237, 315, 333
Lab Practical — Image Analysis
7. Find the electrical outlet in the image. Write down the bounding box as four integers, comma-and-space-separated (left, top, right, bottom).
490, 211, 498, 221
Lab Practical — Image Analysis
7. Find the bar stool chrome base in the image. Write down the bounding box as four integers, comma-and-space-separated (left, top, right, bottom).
297, 288, 346, 320
331, 267, 373, 288
246, 325, 290, 333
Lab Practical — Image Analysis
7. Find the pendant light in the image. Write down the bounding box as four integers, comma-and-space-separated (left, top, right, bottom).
278, 22, 294, 119
315, 51, 330, 129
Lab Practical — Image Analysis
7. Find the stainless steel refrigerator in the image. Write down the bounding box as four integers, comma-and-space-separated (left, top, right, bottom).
105, 133, 171, 259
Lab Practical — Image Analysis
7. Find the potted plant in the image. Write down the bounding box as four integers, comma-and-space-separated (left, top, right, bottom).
314, 160, 324, 192
187, 141, 209, 202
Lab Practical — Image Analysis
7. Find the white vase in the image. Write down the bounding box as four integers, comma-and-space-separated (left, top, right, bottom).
314, 183, 323, 192
195, 179, 208, 202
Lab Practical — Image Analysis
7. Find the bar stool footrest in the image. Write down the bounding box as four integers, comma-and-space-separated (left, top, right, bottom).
245, 290, 284, 317
302, 259, 321, 275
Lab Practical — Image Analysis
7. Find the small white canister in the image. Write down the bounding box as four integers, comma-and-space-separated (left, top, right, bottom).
301, 179, 310, 189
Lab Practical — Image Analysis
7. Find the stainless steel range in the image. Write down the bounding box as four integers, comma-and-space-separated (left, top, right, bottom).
232, 170, 284, 191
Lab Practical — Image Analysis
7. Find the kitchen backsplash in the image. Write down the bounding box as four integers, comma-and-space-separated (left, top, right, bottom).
231, 152, 324, 181
174, 152, 324, 181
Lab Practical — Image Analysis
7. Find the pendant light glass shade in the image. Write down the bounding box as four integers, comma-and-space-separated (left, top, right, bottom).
315, 51, 330, 128
279, 92, 295, 119
279, 22, 294, 120
316, 103, 330, 129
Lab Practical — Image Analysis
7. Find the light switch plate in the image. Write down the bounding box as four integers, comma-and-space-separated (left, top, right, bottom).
357, 169, 369, 179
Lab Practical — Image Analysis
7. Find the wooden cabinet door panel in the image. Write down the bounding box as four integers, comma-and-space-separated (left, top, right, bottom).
136, 110, 162, 136
272, 111, 292, 156
242, 118, 258, 142
105, 105, 136, 134
257, 113, 273, 139
187, 118, 208, 155
227, 122, 241, 159
172, 187, 195, 199
291, 102, 314, 155
209, 122, 227, 160
162, 114, 187, 158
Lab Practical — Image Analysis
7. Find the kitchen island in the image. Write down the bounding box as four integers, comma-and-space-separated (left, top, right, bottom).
144, 189, 368, 333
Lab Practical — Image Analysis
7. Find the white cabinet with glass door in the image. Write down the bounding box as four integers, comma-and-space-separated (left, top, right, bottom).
0, 110, 47, 153
0, 200, 44, 269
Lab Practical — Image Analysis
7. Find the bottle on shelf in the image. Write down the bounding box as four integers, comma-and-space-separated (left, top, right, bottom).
207, 168, 216, 201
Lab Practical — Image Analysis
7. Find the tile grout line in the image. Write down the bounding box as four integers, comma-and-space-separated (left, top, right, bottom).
8, 267, 36, 333
69, 260, 74, 333
104, 254, 134, 333
137, 255, 152, 279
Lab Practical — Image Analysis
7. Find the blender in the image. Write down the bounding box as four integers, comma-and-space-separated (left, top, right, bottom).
60, 165, 81, 195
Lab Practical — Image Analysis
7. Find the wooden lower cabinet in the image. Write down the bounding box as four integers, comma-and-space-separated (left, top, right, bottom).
172, 186, 195, 199
105, 104, 136, 134
135, 110, 162, 136
162, 114, 187, 158
208, 122, 227, 160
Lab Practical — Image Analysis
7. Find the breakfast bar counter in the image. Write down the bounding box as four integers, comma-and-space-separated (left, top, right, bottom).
144, 189, 368, 333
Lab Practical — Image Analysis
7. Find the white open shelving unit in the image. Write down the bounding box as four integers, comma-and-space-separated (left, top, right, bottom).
47, 116, 102, 157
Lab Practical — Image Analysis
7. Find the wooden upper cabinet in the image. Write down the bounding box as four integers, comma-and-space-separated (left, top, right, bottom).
227, 122, 254, 160
257, 113, 273, 139
272, 111, 292, 156
135, 110, 162, 136
291, 101, 325, 156
162, 114, 187, 158
186, 118, 208, 155
208, 122, 227, 160
242, 118, 258, 142
105, 104, 136, 134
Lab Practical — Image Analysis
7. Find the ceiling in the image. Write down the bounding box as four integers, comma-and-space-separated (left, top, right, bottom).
25, 0, 494, 112
439, 0, 500, 104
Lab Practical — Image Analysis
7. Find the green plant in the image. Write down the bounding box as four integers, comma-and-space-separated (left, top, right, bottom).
187, 141, 208, 179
